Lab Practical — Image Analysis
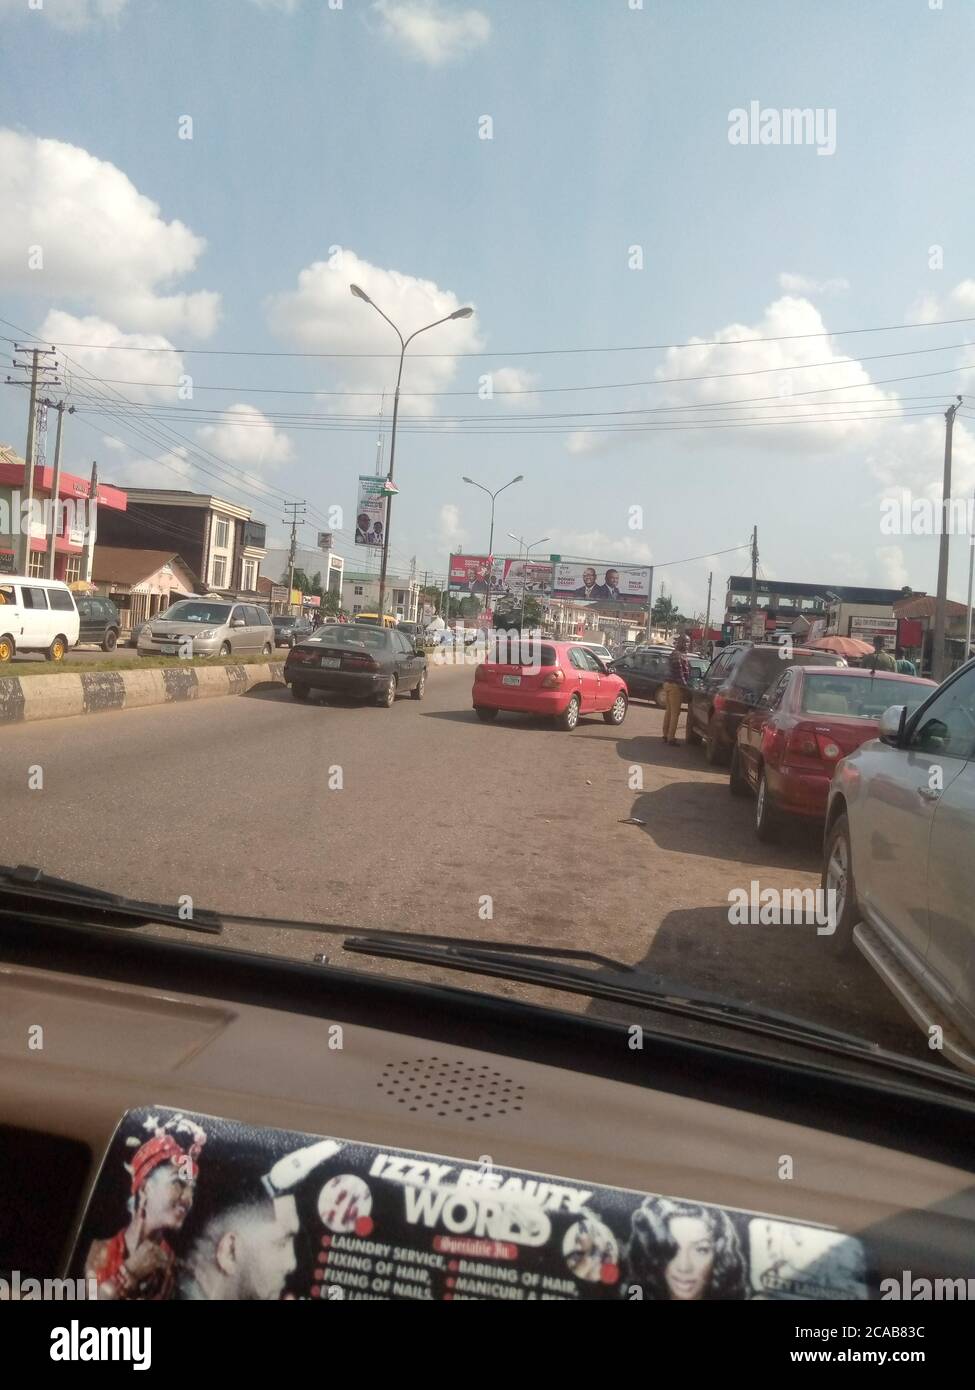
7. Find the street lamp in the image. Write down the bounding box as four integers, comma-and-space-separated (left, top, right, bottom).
350, 284, 473, 626
462, 474, 522, 620
508, 531, 549, 630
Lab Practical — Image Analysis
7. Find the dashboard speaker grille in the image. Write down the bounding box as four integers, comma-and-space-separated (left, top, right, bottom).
378, 1057, 525, 1122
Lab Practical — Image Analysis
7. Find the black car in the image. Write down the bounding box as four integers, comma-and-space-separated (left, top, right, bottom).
284, 623, 427, 706
272, 614, 315, 647
75, 595, 122, 651
610, 647, 674, 707
685, 641, 845, 765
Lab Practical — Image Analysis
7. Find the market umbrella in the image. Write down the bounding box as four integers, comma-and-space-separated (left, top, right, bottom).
806, 635, 874, 659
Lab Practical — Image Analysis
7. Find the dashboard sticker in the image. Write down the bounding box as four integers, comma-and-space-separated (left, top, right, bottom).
68, 1108, 869, 1301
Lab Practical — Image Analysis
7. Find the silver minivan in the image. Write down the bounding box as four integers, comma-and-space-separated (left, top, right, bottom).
137, 598, 275, 659
823, 657, 975, 1073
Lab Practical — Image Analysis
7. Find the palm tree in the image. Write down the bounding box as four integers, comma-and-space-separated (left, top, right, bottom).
652, 594, 685, 635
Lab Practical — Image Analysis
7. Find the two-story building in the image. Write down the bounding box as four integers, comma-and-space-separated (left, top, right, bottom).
0, 445, 127, 581
96, 488, 268, 595
342, 571, 419, 622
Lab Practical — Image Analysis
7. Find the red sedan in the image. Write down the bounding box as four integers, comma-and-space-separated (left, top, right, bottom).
731, 665, 936, 840
472, 639, 628, 730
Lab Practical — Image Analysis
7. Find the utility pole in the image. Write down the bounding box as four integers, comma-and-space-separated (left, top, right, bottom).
748, 526, 759, 638
83, 460, 98, 583
965, 487, 975, 662
932, 398, 963, 683
42, 399, 75, 579
5, 345, 59, 573
703, 570, 713, 655
282, 501, 306, 610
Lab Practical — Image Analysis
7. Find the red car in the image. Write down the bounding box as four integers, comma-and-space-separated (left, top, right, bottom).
472, 639, 628, 730
731, 665, 936, 840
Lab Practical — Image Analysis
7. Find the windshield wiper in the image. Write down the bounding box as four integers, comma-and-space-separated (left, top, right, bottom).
0, 864, 223, 935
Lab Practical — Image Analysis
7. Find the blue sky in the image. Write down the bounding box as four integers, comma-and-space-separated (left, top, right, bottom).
2, 0, 975, 612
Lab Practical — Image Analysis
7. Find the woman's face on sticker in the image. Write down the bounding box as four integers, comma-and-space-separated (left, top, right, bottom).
142, 1166, 195, 1232
664, 1216, 714, 1300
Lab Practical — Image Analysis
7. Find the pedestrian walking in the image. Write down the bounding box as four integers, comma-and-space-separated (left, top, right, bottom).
894, 645, 917, 676
860, 635, 895, 672
662, 633, 690, 745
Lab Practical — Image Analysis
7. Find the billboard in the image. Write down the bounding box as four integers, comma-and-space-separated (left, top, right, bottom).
550, 561, 651, 606
448, 554, 503, 594
499, 559, 553, 597
355, 477, 386, 546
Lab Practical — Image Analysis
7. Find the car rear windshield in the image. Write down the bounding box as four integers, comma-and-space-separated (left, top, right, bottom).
272, 616, 293, 626
306, 626, 388, 649
162, 602, 231, 624
800, 674, 931, 719
735, 646, 839, 695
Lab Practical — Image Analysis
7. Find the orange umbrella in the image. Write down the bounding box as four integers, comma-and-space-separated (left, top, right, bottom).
806, 635, 874, 659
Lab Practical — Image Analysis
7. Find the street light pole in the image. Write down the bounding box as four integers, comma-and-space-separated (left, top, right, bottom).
932, 398, 962, 682
508, 531, 549, 630
350, 285, 473, 627
462, 474, 522, 623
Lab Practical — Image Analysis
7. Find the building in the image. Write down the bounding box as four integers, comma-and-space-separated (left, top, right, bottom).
0, 445, 127, 582
96, 488, 267, 595
894, 594, 971, 674
90, 547, 198, 638
342, 572, 419, 622
724, 576, 918, 639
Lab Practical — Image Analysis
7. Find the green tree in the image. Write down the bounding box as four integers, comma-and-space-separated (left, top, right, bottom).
652, 594, 685, 634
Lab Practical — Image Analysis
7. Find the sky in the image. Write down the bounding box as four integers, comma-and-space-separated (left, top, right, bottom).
1, 0, 975, 614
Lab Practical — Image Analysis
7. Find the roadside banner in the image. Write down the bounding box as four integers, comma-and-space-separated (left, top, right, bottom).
448, 553, 503, 594
550, 561, 651, 606
500, 559, 553, 597
355, 476, 387, 546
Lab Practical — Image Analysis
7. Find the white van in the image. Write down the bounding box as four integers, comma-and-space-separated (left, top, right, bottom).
0, 576, 80, 663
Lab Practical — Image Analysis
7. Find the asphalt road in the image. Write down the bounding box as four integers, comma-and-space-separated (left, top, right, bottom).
0, 659, 930, 1063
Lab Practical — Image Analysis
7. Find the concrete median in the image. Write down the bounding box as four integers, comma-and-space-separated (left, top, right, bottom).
0, 661, 287, 726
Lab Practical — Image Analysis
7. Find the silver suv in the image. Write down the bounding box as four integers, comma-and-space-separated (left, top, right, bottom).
138, 599, 275, 658
823, 658, 975, 1072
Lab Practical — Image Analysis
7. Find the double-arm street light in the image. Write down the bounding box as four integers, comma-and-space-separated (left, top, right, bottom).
350, 284, 473, 626
508, 531, 550, 630
462, 474, 522, 619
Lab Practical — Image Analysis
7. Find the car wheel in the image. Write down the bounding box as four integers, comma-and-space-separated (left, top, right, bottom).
375, 674, 397, 708
291, 683, 309, 701
475, 706, 498, 721
262, 642, 273, 656
558, 695, 581, 731
47, 636, 67, 663
603, 692, 628, 725
729, 745, 750, 797
684, 710, 703, 746
219, 641, 232, 657
704, 716, 727, 765
822, 812, 859, 955
654, 686, 668, 709
755, 770, 780, 842
0, 635, 13, 663
411, 670, 426, 700
102, 629, 118, 652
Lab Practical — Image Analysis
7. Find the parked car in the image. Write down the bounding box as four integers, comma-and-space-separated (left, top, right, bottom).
285, 622, 427, 706
609, 647, 707, 709
822, 658, 975, 1072
685, 641, 847, 765
137, 599, 274, 658
0, 576, 79, 662
732, 666, 936, 840
472, 639, 628, 730
272, 614, 314, 648
75, 594, 122, 651
574, 641, 615, 664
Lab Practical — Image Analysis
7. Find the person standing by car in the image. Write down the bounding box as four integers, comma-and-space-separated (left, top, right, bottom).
861, 635, 895, 671
661, 634, 690, 744
894, 645, 917, 675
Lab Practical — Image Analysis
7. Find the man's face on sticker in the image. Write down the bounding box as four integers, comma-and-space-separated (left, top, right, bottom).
142, 1165, 195, 1232
664, 1216, 714, 1300
235, 1197, 300, 1300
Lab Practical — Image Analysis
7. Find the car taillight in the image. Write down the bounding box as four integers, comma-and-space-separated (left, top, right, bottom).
790, 730, 818, 757
816, 735, 842, 762
540, 668, 564, 688
341, 652, 378, 671
713, 693, 729, 710
288, 648, 313, 663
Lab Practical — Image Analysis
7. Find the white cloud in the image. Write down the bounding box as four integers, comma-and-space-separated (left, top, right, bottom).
488, 366, 540, 409
39, 310, 188, 404
266, 249, 480, 417
877, 544, 910, 589
105, 443, 195, 490
0, 130, 220, 338
0, 0, 128, 28
373, 1, 490, 66
778, 272, 850, 295
906, 278, 975, 325
437, 502, 468, 551
197, 404, 294, 472
549, 529, 654, 566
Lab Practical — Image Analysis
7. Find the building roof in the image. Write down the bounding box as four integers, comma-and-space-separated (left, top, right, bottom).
92, 546, 197, 586
342, 572, 414, 584
895, 595, 969, 620
726, 576, 919, 605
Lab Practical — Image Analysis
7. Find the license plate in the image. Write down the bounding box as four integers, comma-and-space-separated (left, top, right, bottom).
502, 674, 522, 686
161, 644, 180, 655
320, 656, 341, 669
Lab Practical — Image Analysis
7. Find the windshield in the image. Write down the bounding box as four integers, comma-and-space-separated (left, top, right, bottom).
159, 602, 232, 625
800, 674, 932, 719
4, 0, 972, 1106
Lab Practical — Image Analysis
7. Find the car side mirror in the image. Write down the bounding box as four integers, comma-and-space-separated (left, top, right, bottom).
878, 704, 906, 746
231, 618, 246, 628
